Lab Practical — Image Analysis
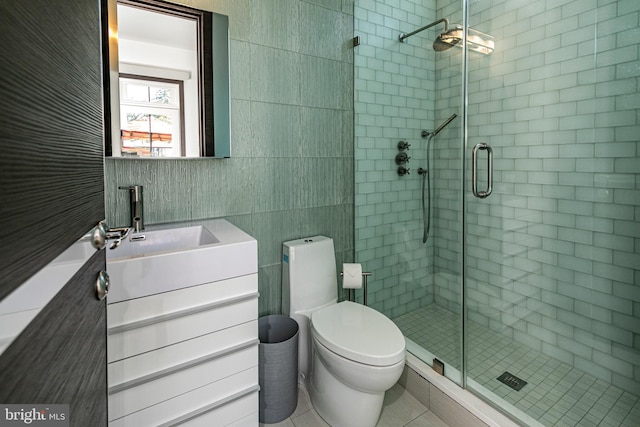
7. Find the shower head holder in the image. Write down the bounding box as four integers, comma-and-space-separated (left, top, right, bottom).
399, 18, 450, 43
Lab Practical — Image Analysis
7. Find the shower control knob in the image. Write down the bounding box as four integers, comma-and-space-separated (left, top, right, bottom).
397, 166, 410, 176
397, 140, 411, 150
395, 152, 410, 165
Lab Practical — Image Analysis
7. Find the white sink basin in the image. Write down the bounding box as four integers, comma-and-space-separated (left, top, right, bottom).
109, 225, 219, 259
106, 219, 257, 303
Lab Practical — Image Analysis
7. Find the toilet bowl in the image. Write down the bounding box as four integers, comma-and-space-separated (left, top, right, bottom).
282, 236, 406, 427
309, 301, 405, 427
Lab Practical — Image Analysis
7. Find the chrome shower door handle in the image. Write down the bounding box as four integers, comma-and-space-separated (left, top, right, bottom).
472, 143, 493, 199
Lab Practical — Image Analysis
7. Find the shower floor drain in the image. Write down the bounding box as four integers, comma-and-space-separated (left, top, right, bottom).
497, 371, 527, 391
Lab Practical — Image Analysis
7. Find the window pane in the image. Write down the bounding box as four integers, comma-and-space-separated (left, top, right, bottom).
149, 86, 173, 104
119, 76, 182, 157
122, 83, 149, 102
120, 106, 181, 157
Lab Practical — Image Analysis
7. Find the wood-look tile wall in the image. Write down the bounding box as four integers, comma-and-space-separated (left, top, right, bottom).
105, 0, 355, 315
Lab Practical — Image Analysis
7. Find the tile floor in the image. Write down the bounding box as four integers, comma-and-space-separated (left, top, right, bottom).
394, 304, 640, 427
259, 382, 449, 427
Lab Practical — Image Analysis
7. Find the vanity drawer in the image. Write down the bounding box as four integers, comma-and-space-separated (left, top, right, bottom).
109, 367, 258, 427
109, 320, 257, 388
109, 344, 258, 421
108, 291, 258, 362
179, 392, 258, 427
108, 274, 257, 328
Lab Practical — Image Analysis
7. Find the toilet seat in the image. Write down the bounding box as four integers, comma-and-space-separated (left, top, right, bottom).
310, 301, 405, 366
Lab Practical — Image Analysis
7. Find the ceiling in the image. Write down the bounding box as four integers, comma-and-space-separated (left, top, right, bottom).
117, 4, 196, 51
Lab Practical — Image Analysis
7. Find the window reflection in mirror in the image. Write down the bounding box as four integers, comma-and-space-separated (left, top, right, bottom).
119, 76, 185, 157
103, 0, 230, 158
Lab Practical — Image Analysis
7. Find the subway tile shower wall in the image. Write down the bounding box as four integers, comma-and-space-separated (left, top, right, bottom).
356, 0, 639, 396
354, 0, 440, 316
449, 0, 639, 396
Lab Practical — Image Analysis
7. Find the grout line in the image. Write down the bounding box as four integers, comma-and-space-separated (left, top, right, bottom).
395, 304, 640, 427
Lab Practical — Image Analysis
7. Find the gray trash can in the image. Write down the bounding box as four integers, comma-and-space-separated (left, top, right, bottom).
258, 315, 299, 424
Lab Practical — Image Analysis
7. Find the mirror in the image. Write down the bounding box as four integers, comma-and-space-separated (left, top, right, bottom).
103, 0, 230, 158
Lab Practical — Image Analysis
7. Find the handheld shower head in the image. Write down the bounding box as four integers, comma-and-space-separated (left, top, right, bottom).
418, 113, 458, 245
430, 113, 458, 137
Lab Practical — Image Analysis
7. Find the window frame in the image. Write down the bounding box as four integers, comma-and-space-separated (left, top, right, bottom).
119, 74, 186, 157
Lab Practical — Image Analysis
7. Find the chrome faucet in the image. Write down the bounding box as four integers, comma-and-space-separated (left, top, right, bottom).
119, 185, 144, 232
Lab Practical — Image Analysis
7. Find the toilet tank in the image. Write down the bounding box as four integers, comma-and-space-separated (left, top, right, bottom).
282, 236, 337, 316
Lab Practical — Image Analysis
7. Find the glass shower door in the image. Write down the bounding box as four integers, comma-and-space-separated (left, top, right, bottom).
464, 0, 640, 426
353, 0, 466, 387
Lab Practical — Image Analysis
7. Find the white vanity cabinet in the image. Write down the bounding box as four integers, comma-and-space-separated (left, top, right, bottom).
106, 221, 259, 427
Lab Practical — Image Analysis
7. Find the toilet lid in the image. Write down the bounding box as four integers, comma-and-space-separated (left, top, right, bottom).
311, 301, 406, 366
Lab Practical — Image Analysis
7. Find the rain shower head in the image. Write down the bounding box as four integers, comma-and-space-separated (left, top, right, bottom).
433, 32, 460, 51
400, 20, 494, 55
437, 25, 494, 55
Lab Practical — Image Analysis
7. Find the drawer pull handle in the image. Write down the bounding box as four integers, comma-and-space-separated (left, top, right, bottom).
108, 291, 259, 335
109, 339, 258, 394
158, 384, 259, 427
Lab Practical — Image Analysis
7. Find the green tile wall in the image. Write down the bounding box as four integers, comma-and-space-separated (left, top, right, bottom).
354, 0, 444, 317
105, 0, 355, 316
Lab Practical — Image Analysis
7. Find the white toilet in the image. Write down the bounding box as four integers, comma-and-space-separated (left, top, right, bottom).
282, 236, 406, 427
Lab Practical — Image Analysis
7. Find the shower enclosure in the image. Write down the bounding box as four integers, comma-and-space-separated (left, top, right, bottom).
354, 0, 639, 425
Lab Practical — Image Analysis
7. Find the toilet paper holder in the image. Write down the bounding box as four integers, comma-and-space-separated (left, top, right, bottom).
340, 271, 372, 306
